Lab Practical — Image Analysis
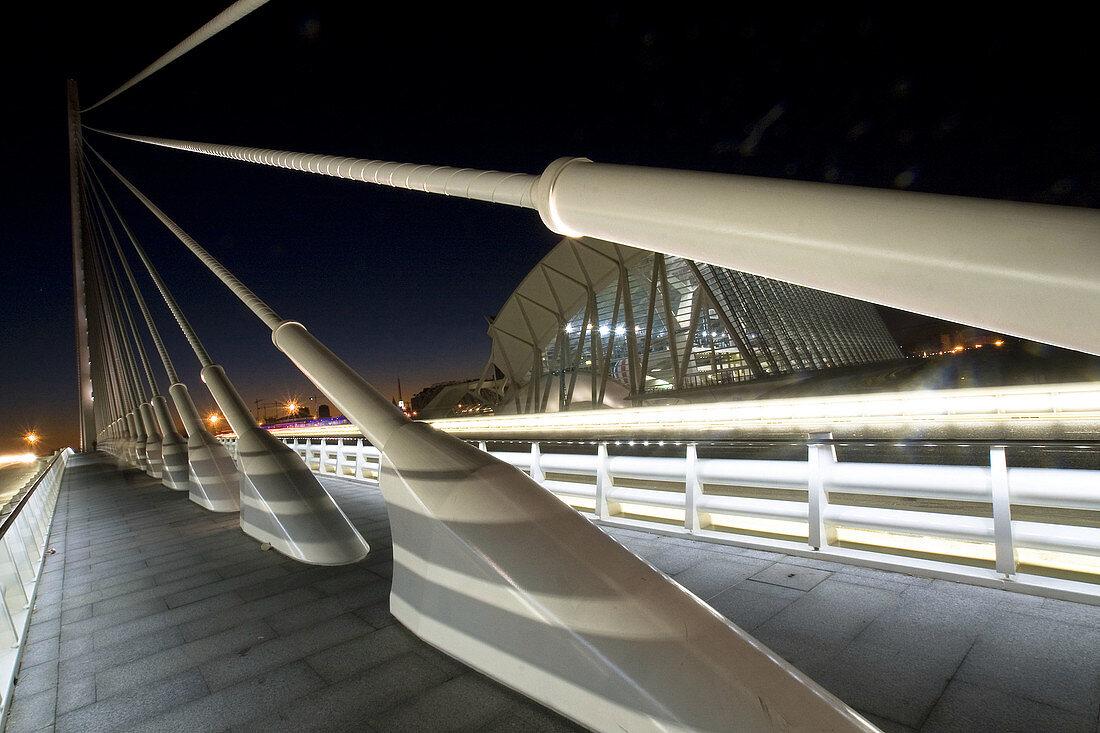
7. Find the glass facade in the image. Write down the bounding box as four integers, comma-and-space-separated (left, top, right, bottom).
541, 254, 898, 405
485, 241, 901, 413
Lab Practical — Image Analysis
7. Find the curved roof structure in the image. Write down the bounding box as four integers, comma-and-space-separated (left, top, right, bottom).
485, 237, 900, 413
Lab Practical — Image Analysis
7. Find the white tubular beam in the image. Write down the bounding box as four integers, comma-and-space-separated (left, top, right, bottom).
270, 320, 876, 732
168, 382, 241, 512
91, 130, 538, 208
92, 131, 1099, 354
152, 395, 189, 491
127, 411, 147, 471
533, 158, 1100, 356
200, 365, 369, 566
139, 402, 164, 479
82, 0, 272, 112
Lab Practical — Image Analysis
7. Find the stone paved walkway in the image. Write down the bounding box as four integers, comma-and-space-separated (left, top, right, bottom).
5, 452, 1100, 732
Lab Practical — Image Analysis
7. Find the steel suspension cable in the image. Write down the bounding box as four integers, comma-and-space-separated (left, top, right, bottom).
83, 149, 213, 368
88, 217, 147, 409
79, 182, 125, 420
82, 0, 272, 113
83, 159, 180, 387
85, 218, 136, 417
86, 128, 539, 208
86, 141, 283, 330
84, 166, 163, 399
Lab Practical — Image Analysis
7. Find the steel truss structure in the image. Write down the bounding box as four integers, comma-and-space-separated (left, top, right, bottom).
483, 237, 901, 413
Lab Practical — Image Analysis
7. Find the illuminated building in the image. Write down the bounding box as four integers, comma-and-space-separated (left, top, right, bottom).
480, 237, 901, 413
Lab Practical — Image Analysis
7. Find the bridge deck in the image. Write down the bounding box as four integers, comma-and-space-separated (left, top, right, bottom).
6, 452, 1100, 732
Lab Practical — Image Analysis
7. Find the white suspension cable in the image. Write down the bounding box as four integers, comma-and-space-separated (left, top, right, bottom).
83, 150, 216, 368
87, 141, 283, 331
85, 160, 183, 384
82, 0, 272, 113
87, 128, 539, 208
84, 164, 163, 396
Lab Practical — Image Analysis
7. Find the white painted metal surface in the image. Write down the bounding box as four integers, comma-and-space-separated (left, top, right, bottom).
201, 365, 368, 565
530, 157, 1100, 356
269, 321, 878, 732
151, 394, 189, 491
168, 382, 241, 512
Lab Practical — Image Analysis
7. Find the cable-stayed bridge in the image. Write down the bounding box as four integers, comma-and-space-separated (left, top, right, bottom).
3, 3, 1099, 731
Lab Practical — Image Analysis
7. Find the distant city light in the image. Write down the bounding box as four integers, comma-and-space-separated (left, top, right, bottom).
286, 402, 298, 413
25, 433, 38, 444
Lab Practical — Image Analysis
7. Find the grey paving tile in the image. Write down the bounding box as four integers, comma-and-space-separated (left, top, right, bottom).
5, 686, 56, 733
860, 713, 917, 733
200, 613, 370, 691
125, 695, 231, 733
481, 702, 586, 732
28, 602, 61, 624
707, 582, 802, 632
95, 619, 272, 700
55, 676, 96, 716
28, 615, 61, 641
59, 604, 91, 626
1027, 596, 1100, 629
369, 673, 519, 731
922, 678, 1097, 733
670, 555, 767, 601
211, 660, 326, 726
20, 636, 59, 667
753, 578, 901, 672
235, 652, 451, 731
749, 561, 833, 591
177, 587, 311, 642
954, 608, 1100, 717
56, 668, 209, 733
305, 623, 416, 683
12, 658, 58, 697
162, 566, 289, 609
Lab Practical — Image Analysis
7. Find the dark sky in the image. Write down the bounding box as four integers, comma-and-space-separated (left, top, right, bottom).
2, 4, 1097, 453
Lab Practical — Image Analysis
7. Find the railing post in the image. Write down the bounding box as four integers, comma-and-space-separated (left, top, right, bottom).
807, 432, 836, 550
684, 443, 702, 533
352, 439, 363, 480
596, 442, 613, 521
3, 535, 33, 586
0, 545, 28, 616
530, 441, 545, 485
990, 445, 1016, 577
0, 585, 18, 649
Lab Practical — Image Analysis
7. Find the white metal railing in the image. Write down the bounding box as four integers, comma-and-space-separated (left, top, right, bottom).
0, 449, 73, 719
246, 433, 1100, 603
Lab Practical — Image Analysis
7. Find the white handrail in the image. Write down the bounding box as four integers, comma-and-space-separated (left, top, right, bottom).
264, 434, 1100, 604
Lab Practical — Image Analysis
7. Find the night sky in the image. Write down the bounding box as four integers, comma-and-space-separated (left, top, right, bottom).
2, 5, 1097, 454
